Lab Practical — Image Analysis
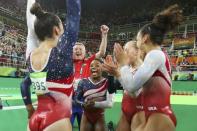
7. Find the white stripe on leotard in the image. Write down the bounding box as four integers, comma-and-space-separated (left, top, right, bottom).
118, 50, 171, 93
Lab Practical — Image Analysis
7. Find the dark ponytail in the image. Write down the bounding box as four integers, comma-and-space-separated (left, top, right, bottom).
139, 4, 184, 45
30, 3, 45, 19
30, 3, 61, 41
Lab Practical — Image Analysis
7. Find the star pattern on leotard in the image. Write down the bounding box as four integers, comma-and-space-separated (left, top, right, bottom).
27, 0, 81, 82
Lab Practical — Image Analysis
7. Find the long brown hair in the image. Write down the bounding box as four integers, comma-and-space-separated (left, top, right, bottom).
139, 4, 184, 45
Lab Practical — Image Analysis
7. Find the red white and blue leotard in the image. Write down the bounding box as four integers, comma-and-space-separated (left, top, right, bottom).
119, 50, 176, 126
20, 0, 81, 131
75, 78, 110, 124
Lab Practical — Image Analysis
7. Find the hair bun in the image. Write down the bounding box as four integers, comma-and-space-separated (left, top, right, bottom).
30, 3, 45, 19
152, 4, 184, 33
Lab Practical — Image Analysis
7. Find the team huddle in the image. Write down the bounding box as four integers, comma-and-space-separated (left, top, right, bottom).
20, 0, 184, 131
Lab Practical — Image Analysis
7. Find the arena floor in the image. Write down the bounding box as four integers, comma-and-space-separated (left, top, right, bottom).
0, 78, 197, 131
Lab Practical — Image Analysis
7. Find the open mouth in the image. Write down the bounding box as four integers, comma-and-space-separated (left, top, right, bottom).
76, 53, 81, 56
91, 69, 98, 75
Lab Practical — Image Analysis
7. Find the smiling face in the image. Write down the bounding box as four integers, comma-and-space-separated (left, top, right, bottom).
90, 59, 102, 79
73, 43, 86, 60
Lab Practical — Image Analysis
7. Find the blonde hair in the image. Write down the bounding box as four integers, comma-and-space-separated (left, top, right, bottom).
73, 42, 86, 54
124, 41, 138, 49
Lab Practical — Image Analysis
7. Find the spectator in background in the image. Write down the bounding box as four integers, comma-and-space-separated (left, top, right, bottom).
12, 50, 18, 66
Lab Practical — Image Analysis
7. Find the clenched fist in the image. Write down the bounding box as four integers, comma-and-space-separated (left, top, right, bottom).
100, 25, 109, 35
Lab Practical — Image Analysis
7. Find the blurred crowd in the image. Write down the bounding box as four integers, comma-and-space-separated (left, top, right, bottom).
0, 0, 197, 72
0, 0, 197, 27
1, 22, 197, 72
0, 0, 26, 21
0, 25, 26, 68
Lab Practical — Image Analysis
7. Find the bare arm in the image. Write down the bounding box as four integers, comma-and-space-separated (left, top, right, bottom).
96, 25, 109, 58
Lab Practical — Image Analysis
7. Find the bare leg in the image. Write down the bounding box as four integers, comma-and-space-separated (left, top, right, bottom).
116, 112, 130, 131
131, 112, 146, 131
95, 117, 106, 131
144, 113, 175, 131
80, 114, 93, 131
44, 118, 72, 131
27, 124, 30, 131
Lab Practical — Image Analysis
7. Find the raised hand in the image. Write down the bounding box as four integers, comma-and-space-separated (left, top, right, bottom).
101, 25, 109, 35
